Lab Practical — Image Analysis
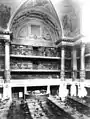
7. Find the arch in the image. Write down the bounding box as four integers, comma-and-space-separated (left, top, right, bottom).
9, 0, 63, 42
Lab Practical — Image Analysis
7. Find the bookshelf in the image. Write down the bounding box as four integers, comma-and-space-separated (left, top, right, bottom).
10, 44, 61, 79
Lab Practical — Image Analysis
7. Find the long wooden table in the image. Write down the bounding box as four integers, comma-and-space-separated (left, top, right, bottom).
48, 96, 90, 119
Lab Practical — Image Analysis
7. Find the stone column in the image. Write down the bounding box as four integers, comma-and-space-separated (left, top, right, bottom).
3, 34, 11, 100
4, 38, 10, 82
72, 47, 77, 81
80, 43, 85, 81
61, 46, 65, 80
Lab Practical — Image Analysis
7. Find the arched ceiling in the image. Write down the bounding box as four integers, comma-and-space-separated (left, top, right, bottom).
10, 0, 61, 32
0, 0, 80, 38
14, 0, 60, 23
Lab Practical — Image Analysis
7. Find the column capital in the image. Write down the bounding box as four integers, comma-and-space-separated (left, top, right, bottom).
0, 33, 10, 42
4, 35, 10, 43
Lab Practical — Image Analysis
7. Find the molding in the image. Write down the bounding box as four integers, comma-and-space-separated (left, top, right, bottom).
0, 31, 12, 42
56, 40, 74, 48
0, 34, 10, 40
55, 34, 82, 46
11, 10, 61, 36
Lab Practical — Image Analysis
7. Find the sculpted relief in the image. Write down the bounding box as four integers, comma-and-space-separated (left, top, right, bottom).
62, 14, 80, 37
42, 26, 51, 41
0, 4, 11, 29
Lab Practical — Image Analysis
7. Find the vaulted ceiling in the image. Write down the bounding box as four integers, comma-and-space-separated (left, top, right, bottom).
0, 0, 80, 38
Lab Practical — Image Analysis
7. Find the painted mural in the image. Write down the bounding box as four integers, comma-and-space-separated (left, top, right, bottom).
0, 4, 11, 29
0, 0, 80, 38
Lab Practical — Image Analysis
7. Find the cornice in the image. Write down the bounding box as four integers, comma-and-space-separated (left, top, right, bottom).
55, 34, 82, 47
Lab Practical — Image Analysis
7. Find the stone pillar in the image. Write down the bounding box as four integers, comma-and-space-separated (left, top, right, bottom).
61, 46, 65, 80
72, 47, 77, 81
80, 43, 85, 81
4, 39, 10, 82
3, 34, 11, 100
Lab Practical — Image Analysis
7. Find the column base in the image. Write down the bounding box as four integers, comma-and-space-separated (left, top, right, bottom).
60, 70, 65, 81
3, 83, 12, 101
80, 70, 85, 82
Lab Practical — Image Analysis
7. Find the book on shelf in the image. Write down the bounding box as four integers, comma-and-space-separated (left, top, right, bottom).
11, 60, 33, 69
10, 59, 59, 70
11, 44, 33, 55
11, 74, 60, 79
10, 44, 59, 57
